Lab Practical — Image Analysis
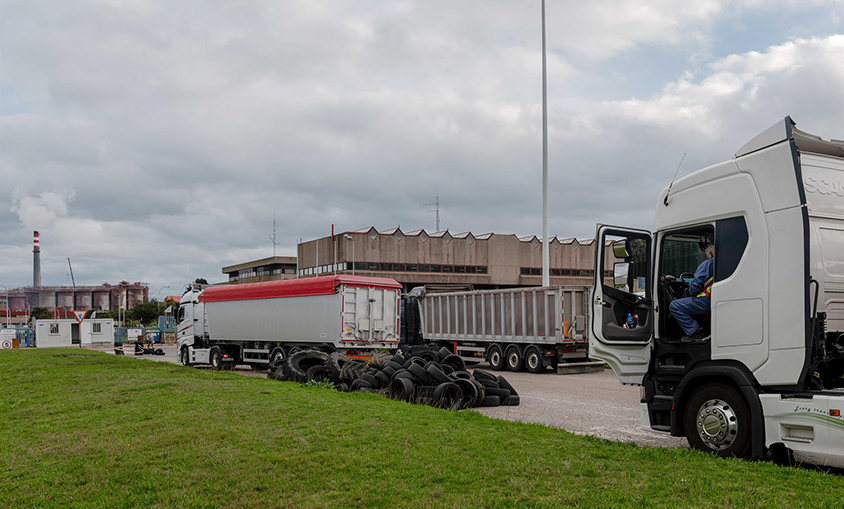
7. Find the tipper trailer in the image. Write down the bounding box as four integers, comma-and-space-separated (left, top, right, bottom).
176, 275, 401, 370
590, 117, 844, 467
403, 285, 591, 372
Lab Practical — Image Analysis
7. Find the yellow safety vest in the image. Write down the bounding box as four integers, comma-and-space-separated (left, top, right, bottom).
696, 277, 714, 299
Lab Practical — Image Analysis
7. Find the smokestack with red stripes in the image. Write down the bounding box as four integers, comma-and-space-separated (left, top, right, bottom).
33, 231, 41, 288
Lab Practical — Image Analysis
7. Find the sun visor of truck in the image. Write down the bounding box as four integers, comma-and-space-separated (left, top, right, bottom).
199, 275, 402, 303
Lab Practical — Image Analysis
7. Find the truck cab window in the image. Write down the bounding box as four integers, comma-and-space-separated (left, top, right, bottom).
714, 216, 749, 282
658, 226, 714, 341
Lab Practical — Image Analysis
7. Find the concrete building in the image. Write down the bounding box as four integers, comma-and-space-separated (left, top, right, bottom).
1, 282, 149, 316
33, 318, 116, 347
295, 226, 614, 291
222, 256, 298, 284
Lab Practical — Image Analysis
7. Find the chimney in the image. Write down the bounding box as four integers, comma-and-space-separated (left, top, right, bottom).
33, 231, 41, 288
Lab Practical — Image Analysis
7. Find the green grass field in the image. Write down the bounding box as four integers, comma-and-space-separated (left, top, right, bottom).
1, 349, 842, 508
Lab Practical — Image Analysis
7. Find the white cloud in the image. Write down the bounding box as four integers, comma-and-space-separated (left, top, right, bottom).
11, 190, 76, 230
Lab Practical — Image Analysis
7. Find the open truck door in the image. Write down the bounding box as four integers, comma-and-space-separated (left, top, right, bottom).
590, 225, 653, 385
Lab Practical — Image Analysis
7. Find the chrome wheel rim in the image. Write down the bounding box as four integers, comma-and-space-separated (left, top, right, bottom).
490, 351, 501, 367
696, 398, 739, 450
508, 352, 519, 367
527, 353, 539, 370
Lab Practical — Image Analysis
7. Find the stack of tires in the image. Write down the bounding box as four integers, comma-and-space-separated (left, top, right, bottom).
267, 347, 520, 410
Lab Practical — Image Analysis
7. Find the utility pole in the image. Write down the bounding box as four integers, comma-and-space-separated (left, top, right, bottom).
541, 0, 550, 287
67, 258, 76, 288
424, 187, 441, 232
269, 209, 280, 257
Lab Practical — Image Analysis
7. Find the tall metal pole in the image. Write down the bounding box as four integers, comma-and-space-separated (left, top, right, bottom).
0, 284, 9, 328
541, 0, 550, 287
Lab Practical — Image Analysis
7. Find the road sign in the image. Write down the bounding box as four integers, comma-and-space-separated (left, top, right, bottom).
73, 310, 86, 323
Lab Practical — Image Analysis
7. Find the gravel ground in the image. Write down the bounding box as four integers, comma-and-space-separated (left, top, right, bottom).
108, 345, 685, 448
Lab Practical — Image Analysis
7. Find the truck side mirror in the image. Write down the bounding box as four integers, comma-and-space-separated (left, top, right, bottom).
614, 262, 631, 292
612, 240, 629, 259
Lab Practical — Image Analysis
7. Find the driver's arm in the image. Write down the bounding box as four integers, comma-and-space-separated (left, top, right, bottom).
689, 260, 710, 294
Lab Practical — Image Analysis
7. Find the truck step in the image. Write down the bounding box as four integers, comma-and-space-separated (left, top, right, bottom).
651, 424, 671, 432
243, 349, 270, 354
658, 364, 686, 371
556, 361, 604, 375
652, 394, 673, 401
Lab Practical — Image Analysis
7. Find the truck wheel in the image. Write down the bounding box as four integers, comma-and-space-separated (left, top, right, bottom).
209, 348, 222, 371
684, 383, 751, 459
270, 347, 286, 364
488, 345, 506, 371
505, 345, 524, 372
524, 346, 545, 374
179, 347, 191, 367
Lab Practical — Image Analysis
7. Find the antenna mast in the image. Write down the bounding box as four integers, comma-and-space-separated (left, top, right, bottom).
424, 188, 441, 231
269, 209, 280, 256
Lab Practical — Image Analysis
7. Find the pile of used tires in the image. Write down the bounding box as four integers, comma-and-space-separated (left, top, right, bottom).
268, 347, 519, 409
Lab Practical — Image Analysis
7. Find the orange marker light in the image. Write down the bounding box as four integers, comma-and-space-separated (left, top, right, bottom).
831, 409, 841, 417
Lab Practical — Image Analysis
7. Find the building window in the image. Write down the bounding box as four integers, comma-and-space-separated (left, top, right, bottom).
406, 264, 418, 272
354, 262, 366, 271
455, 266, 465, 273
380, 263, 393, 271
50, 323, 59, 335
93, 323, 102, 334
429, 264, 442, 273
367, 263, 379, 271
229, 274, 239, 282
393, 263, 406, 272
442, 265, 453, 273
466, 266, 476, 274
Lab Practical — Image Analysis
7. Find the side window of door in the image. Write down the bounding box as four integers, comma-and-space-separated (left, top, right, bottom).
714, 216, 749, 282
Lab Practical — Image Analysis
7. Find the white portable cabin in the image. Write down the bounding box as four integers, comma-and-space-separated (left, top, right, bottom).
34, 318, 116, 348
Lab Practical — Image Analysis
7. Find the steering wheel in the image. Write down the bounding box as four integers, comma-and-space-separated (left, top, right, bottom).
661, 275, 689, 300
679, 272, 695, 282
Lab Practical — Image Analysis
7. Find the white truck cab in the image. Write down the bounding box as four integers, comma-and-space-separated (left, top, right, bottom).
590, 117, 844, 466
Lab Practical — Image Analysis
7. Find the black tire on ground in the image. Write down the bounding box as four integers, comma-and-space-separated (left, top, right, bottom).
334, 382, 349, 392
408, 363, 433, 385
390, 353, 406, 365
154, 348, 165, 356
361, 373, 379, 388
340, 359, 367, 382
179, 347, 191, 367
394, 371, 422, 385
485, 387, 510, 398
383, 360, 403, 372
452, 378, 478, 409
477, 379, 500, 389
209, 348, 223, 371
472, 369, 498, 382
441, 354, 466, 372
368, 352, 392, 369
389, 377, 415, 402
418, 351, 439, 363
441, 364, 455, 375
426, 364, 452, 384
414, 385, 438, 404
382, 366, 397, 377
505, 345, 525, 372
497, 376, 518, 397
502, 395, 520, 406
478, 395, 500, 407
306, 365, 327, 382
438, 346, 453, 358
375, 371, 391, 388
349, 379, 364, 391
325, 352, 349, 381
471, 379, 486, 406
287, 350, 330, 383
524, 346, 545, 374
684, 383, 752, 459
433, 382, 463, 409
487, 344, 506, 371
423, 360, 442, 371
450, 370, 472, 380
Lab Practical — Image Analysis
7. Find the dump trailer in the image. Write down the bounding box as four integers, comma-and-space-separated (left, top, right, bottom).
405, 285, 591, 373
176, 275, 401, 370
590, 117, 844, 467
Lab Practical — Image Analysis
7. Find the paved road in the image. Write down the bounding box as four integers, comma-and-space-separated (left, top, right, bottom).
113, 345, 685, 448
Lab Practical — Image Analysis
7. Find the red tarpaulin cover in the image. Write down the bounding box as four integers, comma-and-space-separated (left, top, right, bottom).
199, 275, 402, 303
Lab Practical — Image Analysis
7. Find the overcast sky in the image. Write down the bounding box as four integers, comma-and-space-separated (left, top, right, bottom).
1, 0, 843, 292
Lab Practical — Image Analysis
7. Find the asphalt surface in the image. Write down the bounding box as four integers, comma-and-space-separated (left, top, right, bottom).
112, 345, 685, 448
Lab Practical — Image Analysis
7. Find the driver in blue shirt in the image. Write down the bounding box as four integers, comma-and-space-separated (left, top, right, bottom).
669, 243, 714, 342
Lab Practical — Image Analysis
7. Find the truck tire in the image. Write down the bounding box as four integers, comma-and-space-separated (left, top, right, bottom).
389, 377, 415, 402
450, 370, 472, 381
684, 383, 752, 459
485, 387, 510, 398
478, 395, 500, 407
497, 376, 518, 397
325, 353, 349, 381
487, 345, 506, 371
452, 378, 478, 409
472, 369, 498, 382
426, 364, 451, 384
524, 346, 545, 374
502, 395, 521, 406
209, 348, 223, 371
306, 365, 327, 382
471, 379, 486, 407
409, 363, 433, 385
505, 345, 525, 372
394, 371, 422, 385
441, 354, 466, 372
438, 346, 453, 358
179, 347, 191, 367
287, 350, 330, 383
433, 382, 463, 409
270, 347, 286, 365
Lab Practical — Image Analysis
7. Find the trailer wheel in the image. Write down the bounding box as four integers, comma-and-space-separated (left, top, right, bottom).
524, 346, 545, 374
684, 383, 751, 459
488, 345, 506, 371
505, 345, 524, 372
209, 348, 222, 371
270, 347, 286, 365
179, 347, 191, 367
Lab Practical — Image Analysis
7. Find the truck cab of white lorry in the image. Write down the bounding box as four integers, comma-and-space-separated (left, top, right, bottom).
590, 117, 844, 466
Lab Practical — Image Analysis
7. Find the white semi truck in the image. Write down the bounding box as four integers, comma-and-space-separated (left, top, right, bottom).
590, 117, 844, 466
176, 275, 401, 370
